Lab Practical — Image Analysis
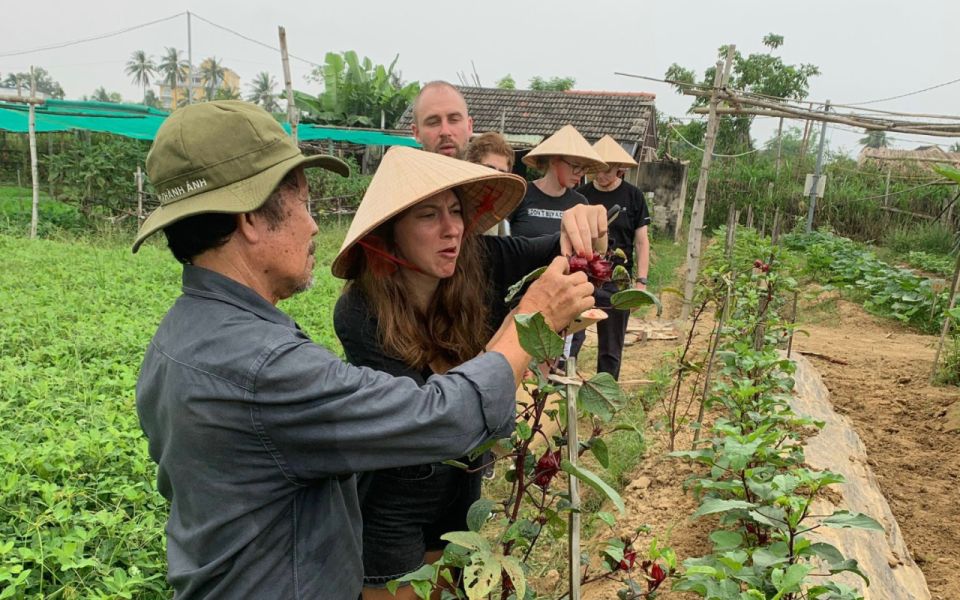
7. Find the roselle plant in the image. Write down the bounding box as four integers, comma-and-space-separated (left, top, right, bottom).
670, 229, 883, 600
390, 257, 665, 599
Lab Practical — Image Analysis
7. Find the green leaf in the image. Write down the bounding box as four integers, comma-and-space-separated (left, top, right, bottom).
504, 266, 548, 303
709, 530, 743, 550
595, 511, 616, 528
770, 563, 812, 600
578, 372, 625, 421
799, 542, 845, 565
386, 564, 437, 599
500, 555, 527, 600
822, 510, 884, 531
827, 558, 871, 585
933, 164, 960, 184
515, 421, 533, 441
560, 460, 625, 514
441, 531, 492, 553
589, 437, 610, 468
611, 288, 662, 315
466, 498, 496, 533
463, 550, 499, 600
514, 312, 564, 363
442, 459, 469, 470
691, 498, 756, 519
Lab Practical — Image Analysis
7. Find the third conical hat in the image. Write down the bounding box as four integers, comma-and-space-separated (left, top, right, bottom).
522, 124, 607, 171
593, 135, 638, 168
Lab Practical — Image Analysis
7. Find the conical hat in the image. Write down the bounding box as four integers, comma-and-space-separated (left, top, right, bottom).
332, 146, 527, 279
593, 135, 638, 168
522, 124, 607, 171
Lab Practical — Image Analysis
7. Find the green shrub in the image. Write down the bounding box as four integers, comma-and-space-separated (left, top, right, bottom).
884, 222, 957, 256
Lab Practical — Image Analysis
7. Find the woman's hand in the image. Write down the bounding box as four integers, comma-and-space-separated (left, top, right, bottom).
559, 205, 608, 258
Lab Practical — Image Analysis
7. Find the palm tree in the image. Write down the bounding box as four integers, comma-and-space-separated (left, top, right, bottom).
199, 56, 225, 101
158, 47, 188, 109
247, 72, 279, 112
92, 87, 111, 102
125, 50, 156, 104
859, 130, 889, 149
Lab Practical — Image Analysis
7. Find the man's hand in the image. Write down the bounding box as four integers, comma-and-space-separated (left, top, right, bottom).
560, 205, 608, 257
517, 256, 595, 331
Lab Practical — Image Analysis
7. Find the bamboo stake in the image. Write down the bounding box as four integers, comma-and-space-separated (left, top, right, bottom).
681, 45, 735, 321
565, 357, 581, 600
930, 250, 960, 383
28, 67, 39, 239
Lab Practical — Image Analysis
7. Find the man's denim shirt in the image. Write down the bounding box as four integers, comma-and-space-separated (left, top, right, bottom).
136, 265, 515, 599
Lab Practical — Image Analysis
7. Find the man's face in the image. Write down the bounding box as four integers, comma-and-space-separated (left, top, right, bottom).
594, 166, 622, 188
412, 86, 474, 159
259, 168, 319, 301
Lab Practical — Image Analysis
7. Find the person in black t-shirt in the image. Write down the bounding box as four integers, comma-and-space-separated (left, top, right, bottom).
509, 124, 607, 239
573, 135, 651, 380
508, 125, 608, 362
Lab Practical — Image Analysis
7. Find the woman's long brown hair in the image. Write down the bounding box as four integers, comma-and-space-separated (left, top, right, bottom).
346, 200, 492, 374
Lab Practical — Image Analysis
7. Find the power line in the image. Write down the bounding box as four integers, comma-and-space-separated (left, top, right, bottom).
845, 75, 960, 107
667, 123, 762, 158
0, 13, 186, 58
190, 13, 322, 69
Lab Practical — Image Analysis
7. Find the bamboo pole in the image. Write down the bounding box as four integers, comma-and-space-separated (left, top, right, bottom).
681, 45, 736, 322
28, 68, 40, 239
565, 357, 581, 600
278, 27, 298, 144
930, 251, 960, 383
136, 166, 144, 224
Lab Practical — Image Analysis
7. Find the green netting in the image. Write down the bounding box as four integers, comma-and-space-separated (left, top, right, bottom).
0, 99, 420, 147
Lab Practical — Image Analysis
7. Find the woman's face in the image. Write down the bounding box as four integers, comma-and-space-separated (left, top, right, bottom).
392, 189, 464, 281
550, 156, 588, 188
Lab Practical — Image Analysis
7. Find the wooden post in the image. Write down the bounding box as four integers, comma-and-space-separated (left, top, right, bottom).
774, 117, 784, 178
28, 67, 40, 239
745, 204, 754, 229
794, 102, 814, 180
674, 162, 688, 243
136, 166, 144, 224
279, 26, 298, 144
681, 45, 735, 321
565, 357, 581, 600
47, 134, 54, 198
931, 251, 960, 382
883, 168, 892, 207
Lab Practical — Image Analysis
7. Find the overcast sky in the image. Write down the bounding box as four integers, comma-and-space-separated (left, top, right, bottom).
3, 0, 958, 155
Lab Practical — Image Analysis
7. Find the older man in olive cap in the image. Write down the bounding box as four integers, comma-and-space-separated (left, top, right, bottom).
133, 100, 596, 599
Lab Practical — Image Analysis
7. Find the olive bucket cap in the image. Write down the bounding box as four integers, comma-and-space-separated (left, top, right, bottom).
132, 100, 349, 252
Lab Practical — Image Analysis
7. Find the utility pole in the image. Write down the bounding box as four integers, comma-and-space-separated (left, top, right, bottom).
681, 44, 735, 321
805, 100, 830, 233
278, 26, 298, 144
186, 11, 194, 105
29, 67, 40, 239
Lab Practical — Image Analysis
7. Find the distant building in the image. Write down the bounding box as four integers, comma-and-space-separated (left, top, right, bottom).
858, 146, 960, 175
395, 86, 659, 163
156, 61, 240, 109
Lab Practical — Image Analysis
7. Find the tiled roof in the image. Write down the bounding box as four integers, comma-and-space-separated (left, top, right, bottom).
396, 86, 657, 143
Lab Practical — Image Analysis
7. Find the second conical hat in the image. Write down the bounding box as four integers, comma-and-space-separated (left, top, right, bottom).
593, 135, 638, 168
332, 146, 527, 279
522, 124, 607, 171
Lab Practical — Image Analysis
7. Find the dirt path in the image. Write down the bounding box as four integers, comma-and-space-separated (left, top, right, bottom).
579, 295, 959, 600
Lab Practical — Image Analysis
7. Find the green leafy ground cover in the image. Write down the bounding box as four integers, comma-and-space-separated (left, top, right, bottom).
0, 228, 344, 598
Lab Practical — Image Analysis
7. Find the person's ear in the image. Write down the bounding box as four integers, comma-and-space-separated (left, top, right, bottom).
235, 212, 262, 244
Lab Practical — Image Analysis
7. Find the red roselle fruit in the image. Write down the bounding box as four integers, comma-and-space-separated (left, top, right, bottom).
647, 562, 667, 591
568, 254, 614, 286
618, 549, 637, 571
533, 449, 562, 488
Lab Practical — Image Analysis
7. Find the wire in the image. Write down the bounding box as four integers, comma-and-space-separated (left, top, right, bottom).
0, 13, 186, 57
845, 76, 960, 106
841, 179, 948, 203
190, 13, 322, 69
667, 124, 762, 158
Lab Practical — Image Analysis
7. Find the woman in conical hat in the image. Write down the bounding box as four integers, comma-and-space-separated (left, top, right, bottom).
508, 124, 607, 238
331, 146, 606, 599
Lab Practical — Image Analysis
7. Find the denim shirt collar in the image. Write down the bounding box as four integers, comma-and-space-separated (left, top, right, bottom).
181, 264, 298, 329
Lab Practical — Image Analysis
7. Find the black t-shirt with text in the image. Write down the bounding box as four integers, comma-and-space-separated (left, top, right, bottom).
577, 180, 651, 274
509, 184, 587, 238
